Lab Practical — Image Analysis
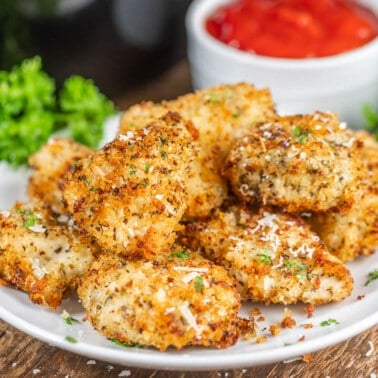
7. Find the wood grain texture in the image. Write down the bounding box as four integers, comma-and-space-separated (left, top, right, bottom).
1, 60, 378, 377
0, 321, 377, 377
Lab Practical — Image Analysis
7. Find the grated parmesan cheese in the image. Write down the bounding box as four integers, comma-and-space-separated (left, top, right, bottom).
119, 131, 135, 142
31, 259, 48, 279
182, 271, 201, 284
173, 266, 208, 273
251, 212, 278, 233
179, 301, 202, 337
0, 210, 10, 217
28, 224, 46, 233
165, 307, 175, 314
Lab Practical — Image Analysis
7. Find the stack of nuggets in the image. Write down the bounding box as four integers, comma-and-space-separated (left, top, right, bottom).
1, 83, 376, 351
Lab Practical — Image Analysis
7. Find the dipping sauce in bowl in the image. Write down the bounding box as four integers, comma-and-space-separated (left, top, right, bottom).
206, 0, 378, 58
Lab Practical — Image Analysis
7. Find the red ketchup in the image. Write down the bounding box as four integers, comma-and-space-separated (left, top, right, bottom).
206, 0, 378, 58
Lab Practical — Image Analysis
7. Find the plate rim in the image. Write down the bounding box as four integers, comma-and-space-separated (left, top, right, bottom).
1, 288, 377, 371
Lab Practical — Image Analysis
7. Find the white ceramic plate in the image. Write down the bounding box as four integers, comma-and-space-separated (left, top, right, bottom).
1, 117, 377, 371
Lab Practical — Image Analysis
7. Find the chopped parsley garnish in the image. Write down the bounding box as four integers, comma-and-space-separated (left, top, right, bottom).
61, 310, 80, 325
158, 136, 168, 146
23, 211, 37, 228
144, 164, 150, 173
208, 92, 219, 104
64, 315, 80, 325
160, 150, 167, 158
232, 112, 240, 119
129, 164, 136, 176
65, 335, 78, 343
168, 251, 190, 259
284, 259, 307, 276
194, 276, 204, 292
80, 176, 90, 185
364, 269, 378, 286
257, 253, 272, 264
320, 318, 339, 327
292, 126, 309, 144
139, 179, 149, 188
110, 338, 139, 348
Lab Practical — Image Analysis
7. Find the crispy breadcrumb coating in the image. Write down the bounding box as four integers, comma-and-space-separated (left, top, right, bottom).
0, 202, 97, 308
309, 130, 378, 261
182, 205, 353, 305
119, 83, 276, 219
77, 252, 242, 351
28, 138, 92, 215
62, 112, 195, 259
223, 112, 363, 213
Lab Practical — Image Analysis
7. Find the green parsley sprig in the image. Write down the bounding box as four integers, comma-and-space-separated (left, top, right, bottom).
194, 276, 204, 292
168, 251, 190, 259
364, 269, 378, 287
65, 335, 78, 344
292, 126, 309, 144
320, 318, 339, 327
110, 338, 140, 348
257, 253, 272, 264
363, 104, 378, 140
0, 56, 115, 167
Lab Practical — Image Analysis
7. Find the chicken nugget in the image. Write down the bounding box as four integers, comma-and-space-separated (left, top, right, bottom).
0, 202, 97, 308
309, 130, 378, 261
77, 252, 241, 351
223, 112, 363, 213
119, 83, 276, 219
182, 205, 353, 305
62, 112, 195, 258
28, 138, 92, 215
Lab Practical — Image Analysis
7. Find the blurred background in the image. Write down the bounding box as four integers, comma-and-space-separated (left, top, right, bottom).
0, 0, 192, 100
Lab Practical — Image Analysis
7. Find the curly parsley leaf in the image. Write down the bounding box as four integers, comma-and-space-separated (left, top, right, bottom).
58, 75, 115, 148
363, 104, 378, 140
0, 56, 116, 167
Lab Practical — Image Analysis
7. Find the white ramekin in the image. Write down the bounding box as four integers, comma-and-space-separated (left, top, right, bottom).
186, 0, 378, 128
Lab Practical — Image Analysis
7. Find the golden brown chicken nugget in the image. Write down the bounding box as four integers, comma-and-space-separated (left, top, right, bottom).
224, 112, 363, 213
309, 130, 378, 261
28, 138, 92, 215
182, 205, 353, 305
62, 112, 195, 258
119, 83, 276, 219
78, 252, 241, 351
0, 202, 97, 308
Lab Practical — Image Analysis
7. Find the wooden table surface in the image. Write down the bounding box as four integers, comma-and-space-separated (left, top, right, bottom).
1, 60, 377, 378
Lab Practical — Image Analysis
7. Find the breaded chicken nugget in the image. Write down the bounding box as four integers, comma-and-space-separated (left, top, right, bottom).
77, 252, 241, 351
0, 202, 97, 308
223, 112, 363, 213
309, 130, 378, 261
62, 112, 195, 258
28, 138, 92, 215
182, 205, 353, 305
119, 83, 276, 219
